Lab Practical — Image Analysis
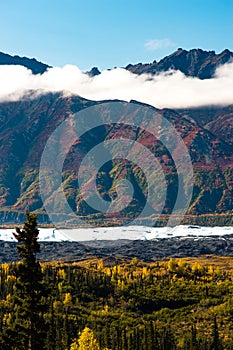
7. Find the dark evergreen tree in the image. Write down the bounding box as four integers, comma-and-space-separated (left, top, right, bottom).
211, 317, 223, 350
2, 212, 47, 350
191, 324, 198, 350
160, 326, 176, 350
45, 300, 56, 350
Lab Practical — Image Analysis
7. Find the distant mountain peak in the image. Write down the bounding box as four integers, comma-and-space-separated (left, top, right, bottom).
86, 66, 101, 77
0, 51, 51, 74
126, 48, 233, 79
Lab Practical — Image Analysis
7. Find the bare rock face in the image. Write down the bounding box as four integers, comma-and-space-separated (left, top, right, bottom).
126, 48, 233, 79
86, 67, 101, 77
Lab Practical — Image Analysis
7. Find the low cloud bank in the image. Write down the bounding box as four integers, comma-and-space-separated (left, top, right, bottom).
0, 62, 233, 108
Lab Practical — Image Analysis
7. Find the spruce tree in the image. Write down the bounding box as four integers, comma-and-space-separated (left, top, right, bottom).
211, 317, 223, 350
3, 212, 47, 350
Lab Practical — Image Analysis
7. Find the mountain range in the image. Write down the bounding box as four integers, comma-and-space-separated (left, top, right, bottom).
0, 49, 232, 225
1, 48, 232, 78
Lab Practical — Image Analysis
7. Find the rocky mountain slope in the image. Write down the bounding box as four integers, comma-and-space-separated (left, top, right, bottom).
126, 48, 233, 79
176, 105, 233, 147
0, 92, 232, 225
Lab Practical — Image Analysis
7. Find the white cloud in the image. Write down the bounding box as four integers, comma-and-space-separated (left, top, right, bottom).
145, 38, 175, 51
0, 62, 233, 109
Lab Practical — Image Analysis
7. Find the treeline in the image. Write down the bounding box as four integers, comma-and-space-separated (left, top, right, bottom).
0, 214, 233, 349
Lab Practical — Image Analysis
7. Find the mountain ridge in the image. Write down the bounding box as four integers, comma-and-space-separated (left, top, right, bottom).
0, 51, 51, 74
125, 48, 233, 79
1, 48, 232, 79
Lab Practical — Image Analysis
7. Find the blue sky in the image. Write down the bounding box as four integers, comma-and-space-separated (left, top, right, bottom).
1, 0, 233, 71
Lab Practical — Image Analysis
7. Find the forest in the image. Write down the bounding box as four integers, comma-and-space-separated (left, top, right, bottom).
0, 214, 233, 349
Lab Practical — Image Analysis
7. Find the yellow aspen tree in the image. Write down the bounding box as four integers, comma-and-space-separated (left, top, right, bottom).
63, 292, 72, 307
70, 327, 100, 350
